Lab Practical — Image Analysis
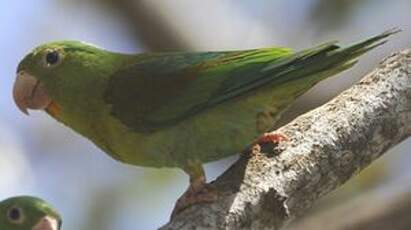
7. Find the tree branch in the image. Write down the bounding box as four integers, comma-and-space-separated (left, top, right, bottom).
287, 188, 411, 230
161, 49, 411, 230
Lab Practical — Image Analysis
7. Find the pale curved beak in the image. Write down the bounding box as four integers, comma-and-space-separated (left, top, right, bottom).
13, 71, 51, 115
32, 215, 60, 230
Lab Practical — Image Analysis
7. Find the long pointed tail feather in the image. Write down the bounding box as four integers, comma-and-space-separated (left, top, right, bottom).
260, 28, 400, 87
207, 29, 400, 108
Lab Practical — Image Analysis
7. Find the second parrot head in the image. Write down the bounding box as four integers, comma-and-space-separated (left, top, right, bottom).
0, 196, 61, 230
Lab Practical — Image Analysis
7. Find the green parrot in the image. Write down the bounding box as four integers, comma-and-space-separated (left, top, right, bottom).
13, 29, 398, 214
0, 196, 61, 230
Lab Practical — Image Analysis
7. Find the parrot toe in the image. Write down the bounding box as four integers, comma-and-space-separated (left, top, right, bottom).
250, 132, 289, 155
170, 181, 218, 220
255, 132, 288, 144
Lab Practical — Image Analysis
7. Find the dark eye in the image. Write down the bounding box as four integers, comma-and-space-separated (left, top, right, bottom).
7, 207, 24, 224
45, 50, 60, 66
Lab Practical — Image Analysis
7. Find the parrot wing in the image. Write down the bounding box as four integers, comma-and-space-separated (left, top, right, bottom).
104, 29, 398, 133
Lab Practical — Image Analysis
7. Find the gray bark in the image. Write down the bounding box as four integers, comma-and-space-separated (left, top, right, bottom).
161, 49, 411, 230
287, 188, 411, 230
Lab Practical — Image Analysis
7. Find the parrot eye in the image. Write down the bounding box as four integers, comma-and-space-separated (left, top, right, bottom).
6, 206, 24, 224
44, 50, 61, 67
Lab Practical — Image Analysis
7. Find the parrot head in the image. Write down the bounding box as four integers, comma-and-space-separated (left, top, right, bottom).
0, 196, 62, 230
13, 41, 126, 119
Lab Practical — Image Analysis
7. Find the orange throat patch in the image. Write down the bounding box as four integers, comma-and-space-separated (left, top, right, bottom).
45, 101, 61, 119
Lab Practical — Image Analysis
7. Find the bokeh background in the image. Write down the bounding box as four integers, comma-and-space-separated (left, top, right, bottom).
1, 0, 410, 229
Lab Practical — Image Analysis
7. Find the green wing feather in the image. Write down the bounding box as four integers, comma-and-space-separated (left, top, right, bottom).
105, 29, 399, 133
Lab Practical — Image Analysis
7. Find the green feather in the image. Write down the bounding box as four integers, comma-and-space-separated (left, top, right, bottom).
104, 47, 292, 132
15, 29, 399, 168
105, 29, 398, 133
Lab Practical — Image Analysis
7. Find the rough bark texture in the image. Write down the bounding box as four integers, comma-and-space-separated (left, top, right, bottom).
287, 189, 411, 230
161, 49, 411, 230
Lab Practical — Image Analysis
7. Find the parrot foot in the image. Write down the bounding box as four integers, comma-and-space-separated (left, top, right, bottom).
171, 165, 218, 220
255, 132, 288, 144
171, 180, 218, 219
250, 132, 288, 154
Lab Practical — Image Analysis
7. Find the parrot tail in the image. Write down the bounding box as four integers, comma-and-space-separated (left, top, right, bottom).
261, 28, 401, 85
210, 28, 400, 105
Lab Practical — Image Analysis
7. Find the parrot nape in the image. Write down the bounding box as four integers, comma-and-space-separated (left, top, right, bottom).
0, 196, 61, 230
13, 29, 399, 215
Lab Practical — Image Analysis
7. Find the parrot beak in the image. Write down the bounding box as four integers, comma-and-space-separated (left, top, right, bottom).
13, 71, 51, 115
32, 215, 60, 230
